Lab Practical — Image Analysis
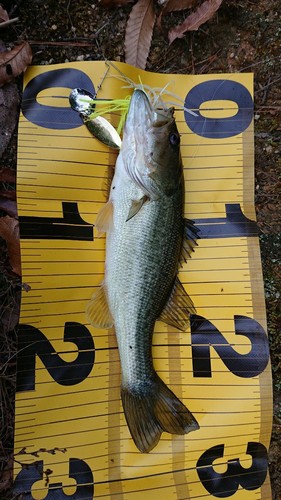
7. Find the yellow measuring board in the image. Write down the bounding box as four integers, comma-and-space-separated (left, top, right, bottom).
14, 62, 272, 500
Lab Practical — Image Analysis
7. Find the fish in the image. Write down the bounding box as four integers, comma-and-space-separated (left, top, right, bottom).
86, 88, 200, 453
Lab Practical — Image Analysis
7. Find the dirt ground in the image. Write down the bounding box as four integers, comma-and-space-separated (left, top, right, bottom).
0, 0, 280, 498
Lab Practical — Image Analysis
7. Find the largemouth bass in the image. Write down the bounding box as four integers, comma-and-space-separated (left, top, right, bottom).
86, 88, 199, 453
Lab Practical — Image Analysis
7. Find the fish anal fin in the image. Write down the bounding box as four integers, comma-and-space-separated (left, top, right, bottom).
86, 283, 113, 329
159, 277, 195, 331
180, 219, 200, 265
126, 195, 148, 222
121, 375, 199, 453
95, 200, 113, 234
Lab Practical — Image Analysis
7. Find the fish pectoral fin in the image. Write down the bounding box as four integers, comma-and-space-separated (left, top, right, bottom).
95, 200, 113, 234
85, 283, 114, 329
180, 218, 200, 265
126, 195, 149, 222
121, 375, 199, 453
159, 277, 195, 331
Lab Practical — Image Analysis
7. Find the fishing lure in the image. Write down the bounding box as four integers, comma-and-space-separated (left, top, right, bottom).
69, 62, 197, 150
69, 88, 122, 149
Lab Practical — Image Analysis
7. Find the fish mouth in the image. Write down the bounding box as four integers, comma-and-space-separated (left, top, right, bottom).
124, 89, 174, 135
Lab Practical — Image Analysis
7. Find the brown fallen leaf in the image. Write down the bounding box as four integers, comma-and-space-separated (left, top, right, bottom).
0, 167, 16, 183
157, 0, 198, 29
162, 0, 198, 14
0, 5, 9, 23
0, 81, 19, 158
0, 42, 20, 158
0, 215, 21, 276
0, 166, 16, 183
168, 0, 223, 44
0, 196, 17, 217
0, 42, 32, 87
125, 0, 156, 69
0, 456, 13, 493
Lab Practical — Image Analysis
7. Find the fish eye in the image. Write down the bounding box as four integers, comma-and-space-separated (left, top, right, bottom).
169, 132, 180, 146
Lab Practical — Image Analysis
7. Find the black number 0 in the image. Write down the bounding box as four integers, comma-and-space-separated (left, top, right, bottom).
184, 79, 253, 138
22, 68, 95, 129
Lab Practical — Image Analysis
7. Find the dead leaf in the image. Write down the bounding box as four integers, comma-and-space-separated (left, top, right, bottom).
0, 42, 20, 157
0, 81, 19, 158
0, 456, 13, 493
0, 197, 17, 217
0, 42, 32, 87
157, 0, 198, 30
125, 0, 156, 69
168, 0, 223, 44
0, 215, 21, 276
163, 0, 198, 14
0, 5, 9, 23
0, 166, 16, 183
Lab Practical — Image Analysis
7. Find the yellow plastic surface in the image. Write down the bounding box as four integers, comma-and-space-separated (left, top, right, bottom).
14, 62, 272, 500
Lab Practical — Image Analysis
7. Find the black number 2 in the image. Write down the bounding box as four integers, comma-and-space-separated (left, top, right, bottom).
16, 322, 95, 392
191, 315, 269, 378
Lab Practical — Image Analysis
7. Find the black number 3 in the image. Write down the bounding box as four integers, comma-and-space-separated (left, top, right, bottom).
197, 441, 268, 497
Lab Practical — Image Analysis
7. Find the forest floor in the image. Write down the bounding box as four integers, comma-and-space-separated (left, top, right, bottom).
0, 0, 280, 498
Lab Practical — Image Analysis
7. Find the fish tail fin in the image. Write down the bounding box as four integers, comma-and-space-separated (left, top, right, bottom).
121, 375, 199, 453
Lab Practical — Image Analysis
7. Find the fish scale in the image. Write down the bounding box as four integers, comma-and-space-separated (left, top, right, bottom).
107, 194, 182, 381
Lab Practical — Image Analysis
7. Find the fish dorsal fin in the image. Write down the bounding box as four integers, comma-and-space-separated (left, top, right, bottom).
95, 200, 113, 234
159, 277, 195, 331
86, 283, 114, 329
180, 219, 200, 266
126, 195, 148, 222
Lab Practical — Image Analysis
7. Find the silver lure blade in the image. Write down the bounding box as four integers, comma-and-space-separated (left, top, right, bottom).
69, 88, 95, 116
86, 116, 122, 149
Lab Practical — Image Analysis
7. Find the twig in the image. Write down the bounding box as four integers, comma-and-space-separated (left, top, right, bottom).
156, 49, 185, 72
238, 55, 281, 72
96, 64, 110, 96
198, 52, 219, 74
256, 106, 281, 110
29, 40, 96, 47
0, 17, 19, 28
66, 0, 76, 38
190, 33, 195, 75
261, 77, 271, 105
254, 75, 281, 103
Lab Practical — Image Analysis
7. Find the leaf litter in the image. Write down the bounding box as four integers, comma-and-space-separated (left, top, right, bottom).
103, 0, 224, 69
